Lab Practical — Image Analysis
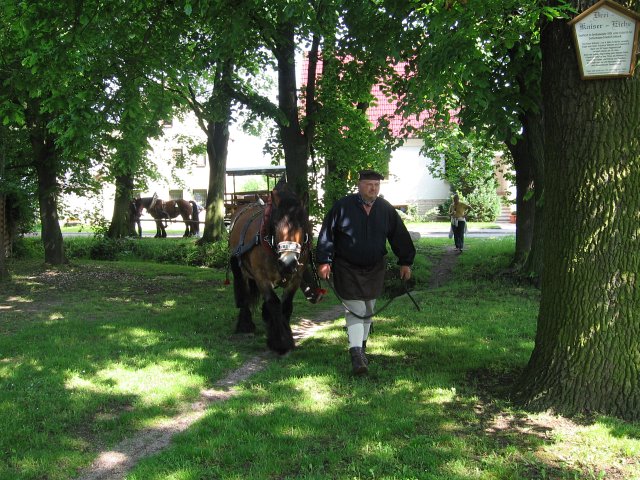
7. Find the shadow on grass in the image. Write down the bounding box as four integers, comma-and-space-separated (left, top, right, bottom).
2, 246, 634, 480
0, 260, 268, 479
125, 286, 597, 480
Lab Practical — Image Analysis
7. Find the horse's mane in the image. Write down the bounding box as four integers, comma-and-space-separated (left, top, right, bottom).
272, 186, 308, 231
134, 196, 154, 207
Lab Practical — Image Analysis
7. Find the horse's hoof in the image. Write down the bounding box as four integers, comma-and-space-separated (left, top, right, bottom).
272, 347, 293, 356
268, 339, 295, 356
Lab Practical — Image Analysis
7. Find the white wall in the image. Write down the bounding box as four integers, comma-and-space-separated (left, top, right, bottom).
61, 120, 452, 223
61, 114, 275, 224
148, 115, 277, 199
382, 138, 450, 213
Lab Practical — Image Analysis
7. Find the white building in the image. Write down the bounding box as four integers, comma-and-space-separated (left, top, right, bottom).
65, 112, 455, 226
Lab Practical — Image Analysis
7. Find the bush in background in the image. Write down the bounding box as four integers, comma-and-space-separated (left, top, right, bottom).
13, 236, 230, 268
465, 183, 502, 222
12, 236, 44, 259
438, 184, 501, 223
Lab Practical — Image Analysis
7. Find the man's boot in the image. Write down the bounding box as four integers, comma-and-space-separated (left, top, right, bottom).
362, 340, 369, 365
349, 347, 368, 375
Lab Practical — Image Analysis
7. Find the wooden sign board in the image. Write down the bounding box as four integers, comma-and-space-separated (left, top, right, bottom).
569, 0, 640, 79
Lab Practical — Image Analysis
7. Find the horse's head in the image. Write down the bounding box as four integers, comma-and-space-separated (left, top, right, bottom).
132, 197, 145, 218
128, 201, 140, 228
269, 185, 310, 276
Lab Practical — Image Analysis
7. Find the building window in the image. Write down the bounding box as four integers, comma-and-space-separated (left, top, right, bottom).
172, 148, 184, 162
193, 190, 207, 207
169, 189, 183, 200
196, 155, 206, 167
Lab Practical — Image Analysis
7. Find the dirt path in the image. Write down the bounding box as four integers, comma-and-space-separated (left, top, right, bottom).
427, 245, 460, 289
77, 250, 457, 480
76, 306, 345, 480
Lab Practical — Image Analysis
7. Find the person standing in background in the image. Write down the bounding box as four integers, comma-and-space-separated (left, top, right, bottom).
448, 194, 471, 252
316, 170, 416, 375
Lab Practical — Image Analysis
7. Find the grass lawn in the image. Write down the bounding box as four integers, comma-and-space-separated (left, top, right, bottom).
1, 236, 639, 479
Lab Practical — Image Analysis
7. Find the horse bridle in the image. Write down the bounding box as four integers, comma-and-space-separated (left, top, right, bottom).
264, 235, 310, 256
232, 199, 311, 272
260, 195, 311, 261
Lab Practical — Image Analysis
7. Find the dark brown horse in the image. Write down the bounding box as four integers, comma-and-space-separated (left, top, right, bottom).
228, 180, 315, 354
133, 195, 200, 237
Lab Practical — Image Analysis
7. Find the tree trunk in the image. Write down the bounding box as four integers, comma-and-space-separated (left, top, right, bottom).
0, 133, 8, 282
197, 117, 229, 243
107, 174, 138, 238
507, 105, 544, 277
275, 22, 309, 196
513, 5, 640, 420
0, 195, 9, 282
506, 134, 535, 268
319, 47, 351, 207
520, 106, 545, 283
30, 125, 66, 265
178, 62, 233, 244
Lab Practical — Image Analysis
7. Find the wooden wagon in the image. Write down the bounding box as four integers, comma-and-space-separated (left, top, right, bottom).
224, 165, 287, 222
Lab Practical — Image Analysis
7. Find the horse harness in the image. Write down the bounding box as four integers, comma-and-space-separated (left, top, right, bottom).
231, 199, 311, 281
148, 197, 176, 221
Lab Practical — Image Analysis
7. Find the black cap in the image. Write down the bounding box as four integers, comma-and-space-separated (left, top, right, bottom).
358, 169, 384, 181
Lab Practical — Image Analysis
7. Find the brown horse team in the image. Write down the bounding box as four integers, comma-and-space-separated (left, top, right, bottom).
132, 195, 200, 237
228, 180, 322, 354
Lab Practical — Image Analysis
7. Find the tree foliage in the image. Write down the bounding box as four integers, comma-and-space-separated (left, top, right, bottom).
393, 0, 571, 271
421, 123, 500, 194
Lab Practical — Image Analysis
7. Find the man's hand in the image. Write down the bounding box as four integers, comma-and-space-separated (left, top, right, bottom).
317, 263, 331, 280
400, 265, 412, 281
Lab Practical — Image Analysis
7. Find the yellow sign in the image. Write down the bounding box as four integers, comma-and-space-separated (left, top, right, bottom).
569, 0, 640, 79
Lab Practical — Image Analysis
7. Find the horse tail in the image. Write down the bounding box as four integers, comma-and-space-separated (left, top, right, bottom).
189, 200, 200, 235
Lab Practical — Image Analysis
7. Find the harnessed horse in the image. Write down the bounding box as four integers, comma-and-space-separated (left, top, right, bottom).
132, 195, 200, 238
228, 181, 318, 354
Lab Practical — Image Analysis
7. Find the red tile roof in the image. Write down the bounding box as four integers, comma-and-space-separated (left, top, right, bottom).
301, 56, 431, 138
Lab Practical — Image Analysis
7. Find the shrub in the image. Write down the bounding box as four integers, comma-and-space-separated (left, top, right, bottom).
188, 240, 230, 268
89, 238, 134, 261
12, 237, 44, 259
12, 235, 232, 269
465, 183, 502, 222
438, 183, 502, 222
65, 237, 99, 259
95, 237, 231, 267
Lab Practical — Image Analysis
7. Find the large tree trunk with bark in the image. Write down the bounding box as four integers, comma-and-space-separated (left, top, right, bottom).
506, 133, 535, 268
107, 174, 138, 238
513, 3, 640, 420
198, 117, 229, 243
30, 124, 66, 265
0, 195, 8, 282
275, 22, 309, 196
189, 61, 233, 244
507, 105, 545, 278
520, 106, 545, 283
0, 137, 8, 281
